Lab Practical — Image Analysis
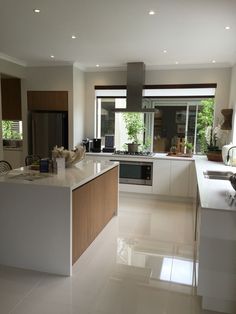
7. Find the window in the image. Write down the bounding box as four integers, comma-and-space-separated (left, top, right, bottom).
145, 98, 202, 154
2, 120, 23, 140
145, 98, 216, 154
97, 98, 146, 150
95, 86, 216, 154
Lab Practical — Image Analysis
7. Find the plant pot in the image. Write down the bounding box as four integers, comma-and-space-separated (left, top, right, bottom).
127, 143, 140, 153
186, 148, 193, 155
206, 150, 223, 162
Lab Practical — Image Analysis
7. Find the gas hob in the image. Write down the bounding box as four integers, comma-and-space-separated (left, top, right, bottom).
113, 150, 154, 156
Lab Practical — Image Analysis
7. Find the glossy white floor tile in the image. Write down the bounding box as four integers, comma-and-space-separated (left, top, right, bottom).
0, 194, 224, 314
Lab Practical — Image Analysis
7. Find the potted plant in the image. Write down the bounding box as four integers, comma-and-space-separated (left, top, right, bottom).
205, 126, 223, 161
122, 113, 145, 153
184, 141, 193, 155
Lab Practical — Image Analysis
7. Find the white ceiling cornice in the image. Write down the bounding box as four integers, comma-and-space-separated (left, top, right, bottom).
0, 52, 27, 67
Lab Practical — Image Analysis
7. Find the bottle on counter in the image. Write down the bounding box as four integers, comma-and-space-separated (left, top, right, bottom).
39, 158, 49, 173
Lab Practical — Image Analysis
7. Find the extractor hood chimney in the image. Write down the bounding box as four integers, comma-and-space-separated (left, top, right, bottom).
114, 62, 155, 112
126, 62, 145, 111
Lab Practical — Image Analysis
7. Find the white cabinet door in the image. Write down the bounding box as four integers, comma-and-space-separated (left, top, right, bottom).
170, 160, 190, 197
188, 162, 197, 198
153, 160, 171, 195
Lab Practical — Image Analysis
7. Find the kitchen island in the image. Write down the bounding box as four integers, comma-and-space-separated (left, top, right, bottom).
195, 157, 236, 314
0, 159, 119, 276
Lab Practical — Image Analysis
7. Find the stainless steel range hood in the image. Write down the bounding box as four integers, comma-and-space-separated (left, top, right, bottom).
114, 62, 155, 112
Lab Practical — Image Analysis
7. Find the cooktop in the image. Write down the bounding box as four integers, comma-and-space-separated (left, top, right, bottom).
113, 150, 154, 156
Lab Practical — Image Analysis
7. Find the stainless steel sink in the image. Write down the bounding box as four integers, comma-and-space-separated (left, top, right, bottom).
203, 170, 234, 180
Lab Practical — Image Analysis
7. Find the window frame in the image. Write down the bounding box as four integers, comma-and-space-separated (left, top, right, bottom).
95, 84, 216, 153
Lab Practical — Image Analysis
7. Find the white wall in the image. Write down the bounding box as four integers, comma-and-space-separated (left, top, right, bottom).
85, 71, 126, 137
26, 66, 74, 149
73, 65, 85, 146
147, 68, 231, 124
0, 59, 26, 79
0, 61, 86, 161
229, 65, 236, 143
84, 67, 232, 138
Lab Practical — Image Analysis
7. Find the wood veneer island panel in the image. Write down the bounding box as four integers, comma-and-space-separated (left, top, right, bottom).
72, 167, 118, 264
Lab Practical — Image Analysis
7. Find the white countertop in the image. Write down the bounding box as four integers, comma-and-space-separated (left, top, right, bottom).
86, 152, 194, 161
195, 156, 236, 212
0, 159, 118, 190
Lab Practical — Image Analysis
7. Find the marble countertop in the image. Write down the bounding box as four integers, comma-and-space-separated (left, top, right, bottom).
0, 159, 118, 190
195, 156, 236, 211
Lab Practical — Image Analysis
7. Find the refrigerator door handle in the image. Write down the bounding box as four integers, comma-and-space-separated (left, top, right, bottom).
32, 119, 36, 155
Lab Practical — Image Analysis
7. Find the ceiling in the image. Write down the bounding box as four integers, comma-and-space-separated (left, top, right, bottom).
0, 0, 236, 71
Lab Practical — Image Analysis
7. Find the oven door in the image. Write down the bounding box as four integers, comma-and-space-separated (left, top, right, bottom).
116, 161, 153, 186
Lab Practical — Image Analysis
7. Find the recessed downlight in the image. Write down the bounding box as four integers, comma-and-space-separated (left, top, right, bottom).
71, 35, 77, 39
212, 60, 216, 63
149, 10, 155, 15
225, 26, 230, 30
96, 64, 100, 67
175, 61, 179, 64
163, 49, 167, 53
50, 55, 55, 59
33, 8, 40, 13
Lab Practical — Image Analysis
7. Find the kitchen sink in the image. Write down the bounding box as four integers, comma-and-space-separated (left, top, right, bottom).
203, 170, 234, 180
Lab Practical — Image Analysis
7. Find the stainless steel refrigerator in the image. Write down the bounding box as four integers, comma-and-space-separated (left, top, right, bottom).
28, 111, 68, 158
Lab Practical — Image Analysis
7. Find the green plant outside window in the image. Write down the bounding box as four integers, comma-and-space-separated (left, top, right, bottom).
2, 120, 23, 139
197, 99, 214, 153
122, 112, 145, 144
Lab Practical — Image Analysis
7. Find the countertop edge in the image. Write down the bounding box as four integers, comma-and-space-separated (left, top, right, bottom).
86, 152, 195, 161
195, 157, 236, 212
70, 162, 118, 190
0, 160, 119, 190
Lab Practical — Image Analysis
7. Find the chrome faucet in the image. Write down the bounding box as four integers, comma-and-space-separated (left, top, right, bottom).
226, 146, 236, 165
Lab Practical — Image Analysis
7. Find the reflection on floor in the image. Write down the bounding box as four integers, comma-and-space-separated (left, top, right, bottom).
0, 194, 223, 314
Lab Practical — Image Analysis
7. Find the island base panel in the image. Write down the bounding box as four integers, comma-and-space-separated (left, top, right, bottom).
72, 166, 118, 264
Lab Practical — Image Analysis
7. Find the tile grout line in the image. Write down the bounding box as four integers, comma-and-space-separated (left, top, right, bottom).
8, 275, 45, 314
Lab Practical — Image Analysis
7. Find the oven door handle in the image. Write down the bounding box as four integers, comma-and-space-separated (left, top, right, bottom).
110, 160, 153, 167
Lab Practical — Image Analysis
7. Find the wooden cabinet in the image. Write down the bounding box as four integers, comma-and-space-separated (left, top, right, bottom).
1, 78, 22, 120
72, 167, 118, 264
27, 91, 68, 111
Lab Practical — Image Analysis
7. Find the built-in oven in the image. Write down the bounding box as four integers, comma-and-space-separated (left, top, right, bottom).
111, 160, 153, 186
